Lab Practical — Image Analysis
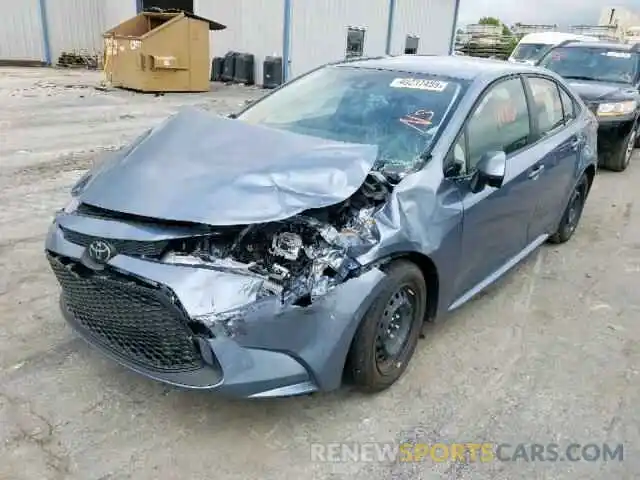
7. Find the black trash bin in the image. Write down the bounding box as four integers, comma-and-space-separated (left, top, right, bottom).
211, 56, 224, 81
221, 51, 238, 82
262, 56, 283, 89
233, 53, 255, 85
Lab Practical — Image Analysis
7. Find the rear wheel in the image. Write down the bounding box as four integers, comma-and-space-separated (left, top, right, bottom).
548, 174, 589, 244
346, 260, 426, 392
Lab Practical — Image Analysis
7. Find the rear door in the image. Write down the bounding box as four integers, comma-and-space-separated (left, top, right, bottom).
523, 75, 583, 240
448, 76, 540, 300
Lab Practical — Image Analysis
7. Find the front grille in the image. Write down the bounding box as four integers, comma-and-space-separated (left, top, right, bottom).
48, 253, 202, 372
60, 226, 169, 257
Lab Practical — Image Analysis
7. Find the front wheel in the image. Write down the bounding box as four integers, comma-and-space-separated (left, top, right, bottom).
346, 260, 426, 393
548, 174, 590, 244
607, 126, 636, 172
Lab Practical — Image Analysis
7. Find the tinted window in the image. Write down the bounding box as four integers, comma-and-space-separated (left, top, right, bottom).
238, 66, 467, 173
466, 77, 530, 171
539, 46, 639, 84
528, 77, 564, 135
559, 87, 576, 121
511, 43, 548, 62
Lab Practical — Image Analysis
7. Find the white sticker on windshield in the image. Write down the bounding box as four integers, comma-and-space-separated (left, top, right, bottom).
602, 51, 631, 58
390, 78, 448, 91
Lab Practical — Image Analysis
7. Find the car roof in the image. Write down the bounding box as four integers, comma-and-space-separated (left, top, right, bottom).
518, 32, 599, 44
334, 55, 541, 82
563, 41, 636, 51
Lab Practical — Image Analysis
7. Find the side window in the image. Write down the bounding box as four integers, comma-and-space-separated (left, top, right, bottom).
346, 27, 365, 59
528, 77, 564, 136
559, 87, 576, 122
466, 77, 530, 171
445, 131, 468, 176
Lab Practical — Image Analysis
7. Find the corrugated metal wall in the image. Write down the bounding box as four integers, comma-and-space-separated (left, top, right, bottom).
0, 1, 45, 61
0, 0, 137, 64
45, 0, 106, 62
102, 0, 138, 36
390, 0, 455, 56
289, 0, 389, 78
194, 0, 284, 85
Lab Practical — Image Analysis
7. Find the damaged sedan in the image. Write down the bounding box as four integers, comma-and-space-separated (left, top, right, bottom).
46, 56, 598, 398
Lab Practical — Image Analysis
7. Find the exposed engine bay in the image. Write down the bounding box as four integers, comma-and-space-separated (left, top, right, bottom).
161, 171, 393, 306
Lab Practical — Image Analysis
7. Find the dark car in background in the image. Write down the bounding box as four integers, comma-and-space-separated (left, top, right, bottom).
45, 56, 598, 398
538, 41, 640, 171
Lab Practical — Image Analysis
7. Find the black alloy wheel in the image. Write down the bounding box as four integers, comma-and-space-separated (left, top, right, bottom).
346, 260, 427, 392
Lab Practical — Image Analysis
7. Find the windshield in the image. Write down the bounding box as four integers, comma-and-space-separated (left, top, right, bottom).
539, 47, 639, 84
237, 66, 465, 173
510, 43, 549, 62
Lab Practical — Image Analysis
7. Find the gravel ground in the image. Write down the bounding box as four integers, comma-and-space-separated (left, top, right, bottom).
0, 67, 639, 480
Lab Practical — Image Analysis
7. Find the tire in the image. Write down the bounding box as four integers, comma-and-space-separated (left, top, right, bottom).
606, 125, 636, 172
346, 260, 427, 392
548, 174, 590, 244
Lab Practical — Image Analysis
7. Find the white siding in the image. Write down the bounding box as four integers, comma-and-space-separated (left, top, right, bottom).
289, 0, 389, 78
0, 1, 45, 61
45, 0, 107, 62
390, 0, 455, 56
103, 0, 138, 32
195, 0, 284, 85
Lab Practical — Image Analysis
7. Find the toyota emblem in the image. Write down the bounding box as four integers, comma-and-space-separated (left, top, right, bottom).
88, 240, 114, 263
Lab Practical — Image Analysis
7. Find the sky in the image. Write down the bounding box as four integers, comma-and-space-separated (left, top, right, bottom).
458, 0, 638, 28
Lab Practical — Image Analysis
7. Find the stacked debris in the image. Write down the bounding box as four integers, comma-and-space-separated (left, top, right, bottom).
57, 51, 100, 70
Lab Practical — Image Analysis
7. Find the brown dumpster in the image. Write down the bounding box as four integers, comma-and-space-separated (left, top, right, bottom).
103, 11, 226, 93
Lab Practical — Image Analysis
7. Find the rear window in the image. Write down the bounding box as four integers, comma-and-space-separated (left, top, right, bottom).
540, 47, 639, 84
511, 43, 548, 62
238, 66, 468, 173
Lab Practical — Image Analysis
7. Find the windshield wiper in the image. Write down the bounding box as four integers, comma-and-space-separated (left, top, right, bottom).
561, 75, 599, 82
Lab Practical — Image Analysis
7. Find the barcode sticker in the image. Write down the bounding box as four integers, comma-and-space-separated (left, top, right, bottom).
603, 51, 631, 58
390, 78, 448, 91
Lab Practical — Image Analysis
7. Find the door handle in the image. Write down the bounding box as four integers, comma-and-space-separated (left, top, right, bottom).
528, 165, 545, 179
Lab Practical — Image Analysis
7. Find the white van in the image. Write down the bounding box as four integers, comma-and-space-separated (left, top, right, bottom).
508, 32, 600, 64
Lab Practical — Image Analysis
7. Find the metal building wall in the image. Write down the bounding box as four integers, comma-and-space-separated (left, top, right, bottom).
103, 0, 138, 33
0, 1, 45, 62
288, 0, 389, 79
390, 0, 456, 56
195, 0, 284, 85
45, 0, 107, 62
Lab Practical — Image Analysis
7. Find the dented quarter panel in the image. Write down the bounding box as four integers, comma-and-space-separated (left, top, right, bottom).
355, 161, 464, 315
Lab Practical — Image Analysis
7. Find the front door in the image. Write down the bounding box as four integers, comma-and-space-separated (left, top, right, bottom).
449, 76, 539, 300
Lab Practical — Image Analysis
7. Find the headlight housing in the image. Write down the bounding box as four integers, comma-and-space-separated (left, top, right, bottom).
596, 100, 637, 117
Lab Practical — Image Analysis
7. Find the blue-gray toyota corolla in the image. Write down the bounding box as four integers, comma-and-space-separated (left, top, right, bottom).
46, 55, 598, 398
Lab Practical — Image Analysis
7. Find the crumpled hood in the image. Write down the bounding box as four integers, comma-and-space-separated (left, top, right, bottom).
567, 80, 638, 103
78, 107, 378, 226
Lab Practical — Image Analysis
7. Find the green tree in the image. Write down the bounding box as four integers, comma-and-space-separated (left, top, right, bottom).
478, 16, 501, 26
479, 17, 512, 37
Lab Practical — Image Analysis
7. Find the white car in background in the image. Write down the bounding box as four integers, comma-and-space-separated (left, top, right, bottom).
509, 32, 600, 64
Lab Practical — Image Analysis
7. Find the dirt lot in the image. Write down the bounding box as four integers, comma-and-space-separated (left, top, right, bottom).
1, 67, 639, 480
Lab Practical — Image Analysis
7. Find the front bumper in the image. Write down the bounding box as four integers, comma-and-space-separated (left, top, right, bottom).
45, 214, 386, 398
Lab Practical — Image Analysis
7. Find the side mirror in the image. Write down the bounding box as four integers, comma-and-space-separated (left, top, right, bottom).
469, 151, 506, 193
